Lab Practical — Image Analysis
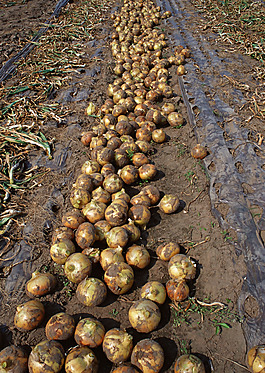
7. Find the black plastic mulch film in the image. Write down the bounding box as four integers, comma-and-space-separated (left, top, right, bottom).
155, 0, 265, 348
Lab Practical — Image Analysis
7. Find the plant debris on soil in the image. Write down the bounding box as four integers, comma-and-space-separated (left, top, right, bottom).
0, 0, 265, 371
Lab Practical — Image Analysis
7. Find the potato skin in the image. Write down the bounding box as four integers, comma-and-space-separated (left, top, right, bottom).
76, 278, 107, 306
14, 300, 45, 331
0, 345, 28, 373
112, 365, 139, 372
28, 340, 65, 373
45, 313, 75, 341
65, 346, 98, 373
131, 339, 164, 373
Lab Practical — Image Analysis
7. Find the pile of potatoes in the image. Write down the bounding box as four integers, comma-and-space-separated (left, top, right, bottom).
0, 0, 216, 372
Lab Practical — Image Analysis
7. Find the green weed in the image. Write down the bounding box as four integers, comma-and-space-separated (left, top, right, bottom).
109, 308, 119, 317
184, 170, 195, 181
126, 149, 134, 160
221, 230, 232, 241
172, 297, 242, 334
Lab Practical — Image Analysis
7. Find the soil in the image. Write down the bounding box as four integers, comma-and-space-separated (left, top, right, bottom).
1, 0, 264, 371
0, 0, 56, 67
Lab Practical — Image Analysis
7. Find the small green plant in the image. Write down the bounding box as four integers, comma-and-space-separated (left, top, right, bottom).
221, 230, 232, 241
61, 277, 74, 299
126, 149, 134, 160
213, 320, 231, 335
109, 308, 119, 317
213, 109, 221, 117
196, 160, 209, 178
39, 264, 49, 272
184, 170, 195, 181
187, 241, 195, 248
172, 297, 242, 334
139, 179, 149, 186
176, 339, 191, 355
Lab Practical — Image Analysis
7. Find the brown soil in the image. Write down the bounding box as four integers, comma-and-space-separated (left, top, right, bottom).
0, 0, 255, 371
0, 0, 56, 67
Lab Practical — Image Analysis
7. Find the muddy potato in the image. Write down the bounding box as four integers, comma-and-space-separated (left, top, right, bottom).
26, 271, 57, 298
159, 194, 180, 214
174, 354, 205, 373
191, 144, 208, 160
131, 339, 164, 373
73, 174, 94, 191
104, 262, 134, 295
65, 346, 98, 373
74, 318, 105, 348
166, 279, 189, 302
105, 227, 129, 248
128, 300, 161, 333
14, 300, 45, 331
103, 328, 133, 364
64, 253, 92, 283
140, 281, 167, 305
126, 245, 150, 269
50, 238, 76, 264
28, 340, 65, 373
156, 242, 180, 261
70, 188, 91, 209
100, 247, 125, 271
52, 226, 74, 244
62, 210, 85, 229
111, 365, 139, 373
0, 345, 28, 373
128, 204, 151, 229
45, 313, 75, 341
76, 278, 107, 307
168, 254, 196, 281
75, 222, 96, 250
247, 345, 265, 373
141, 185, 160, 205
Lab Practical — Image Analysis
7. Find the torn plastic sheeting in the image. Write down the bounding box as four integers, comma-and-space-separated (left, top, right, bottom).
156, 0, 265, 347
1, 240, 32, 304
27, 141, 72, 172
0, 0, 70, 83
179, 66, 265, 348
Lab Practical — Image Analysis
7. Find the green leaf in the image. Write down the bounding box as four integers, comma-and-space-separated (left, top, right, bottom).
217, 322, 231, 329
215, 326, 220, 335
